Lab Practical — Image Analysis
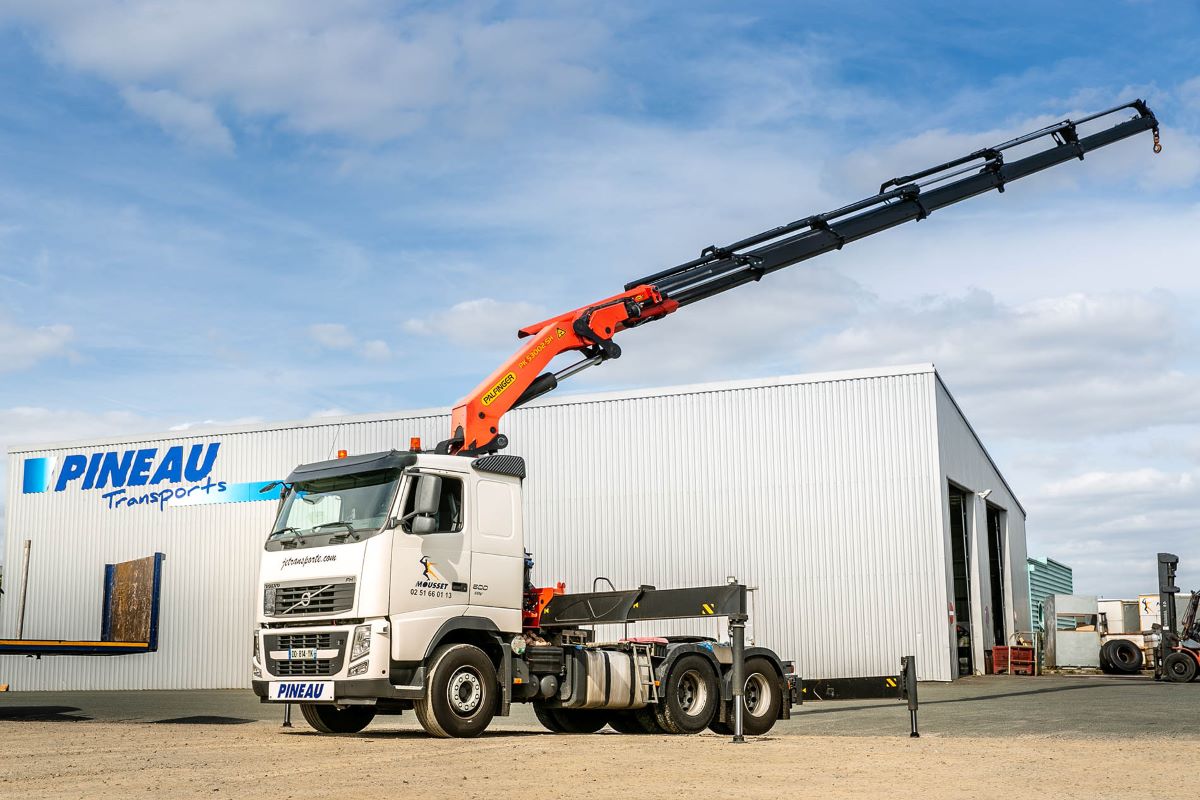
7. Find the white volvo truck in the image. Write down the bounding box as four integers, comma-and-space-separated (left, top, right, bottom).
251, 100, 1161, 737
252, 449, 795, 737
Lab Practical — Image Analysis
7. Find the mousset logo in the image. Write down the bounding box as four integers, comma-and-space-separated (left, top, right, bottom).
21, 442, 282, 512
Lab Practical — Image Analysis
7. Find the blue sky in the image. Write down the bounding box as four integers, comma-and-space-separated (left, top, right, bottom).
0, 1, 1198, 596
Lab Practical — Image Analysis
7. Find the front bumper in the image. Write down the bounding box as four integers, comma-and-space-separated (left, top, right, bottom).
252, 677, 424, 704
252, 619, 390, 690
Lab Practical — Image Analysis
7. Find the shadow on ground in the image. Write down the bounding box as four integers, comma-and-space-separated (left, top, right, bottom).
0, 705, 91, 722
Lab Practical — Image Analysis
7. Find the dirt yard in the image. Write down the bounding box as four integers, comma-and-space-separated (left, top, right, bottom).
1, 720, 1192, 800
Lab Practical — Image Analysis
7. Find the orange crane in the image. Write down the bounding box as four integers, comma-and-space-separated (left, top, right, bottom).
440, 99, 1161, 456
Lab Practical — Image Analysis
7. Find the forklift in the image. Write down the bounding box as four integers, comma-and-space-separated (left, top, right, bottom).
1153, 553, 1200, 683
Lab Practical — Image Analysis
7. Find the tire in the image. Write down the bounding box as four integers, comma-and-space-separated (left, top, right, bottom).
549, 709, 610, 734
654, 654, 719, 734
299, 703, 376, 734
607, 711, 648, 734
1163, 651, 1198, 683
1102, 640, 1143, 674
414, 643, 498, 738
533, 702, 567, 732
707, 657, 783, 737
632, 705, 668, 733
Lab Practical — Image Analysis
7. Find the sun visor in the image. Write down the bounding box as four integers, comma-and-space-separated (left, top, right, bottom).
284, 450, 418, 484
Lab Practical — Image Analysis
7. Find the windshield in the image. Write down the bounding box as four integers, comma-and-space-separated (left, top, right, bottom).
267, 469, 402, 547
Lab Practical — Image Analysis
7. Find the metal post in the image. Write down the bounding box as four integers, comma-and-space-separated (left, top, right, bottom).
15, 540, 31, 639
730, 613, 747, 743
282, 703, 293, 728
901, 655, 919, 738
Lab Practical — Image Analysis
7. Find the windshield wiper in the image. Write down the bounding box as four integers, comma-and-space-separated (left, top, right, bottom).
312, 521, 357, 531
270, 526, 304, 541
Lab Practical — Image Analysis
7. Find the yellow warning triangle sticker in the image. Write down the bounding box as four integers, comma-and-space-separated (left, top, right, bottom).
556, 327, 566, 338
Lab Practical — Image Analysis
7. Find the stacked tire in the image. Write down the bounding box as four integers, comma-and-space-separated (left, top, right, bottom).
1099, 639, 1144, 675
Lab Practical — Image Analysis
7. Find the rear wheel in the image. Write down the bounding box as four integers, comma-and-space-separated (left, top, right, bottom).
708, 657, 783, 737
654, 654, 719, 734
533, 702, 566, 732
532, 705, 610, 733
607, 711, 648, 734
632, 705, 668, 733
1163, 651, 1198, 683
299, 703, 376, 734
415, 643, 497, 738
552, 709, 611, 733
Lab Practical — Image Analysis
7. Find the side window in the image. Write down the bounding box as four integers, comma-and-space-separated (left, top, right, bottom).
401, 475, 464, 533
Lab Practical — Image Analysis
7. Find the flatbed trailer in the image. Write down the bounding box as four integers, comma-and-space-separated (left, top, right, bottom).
0, 552, 163, 658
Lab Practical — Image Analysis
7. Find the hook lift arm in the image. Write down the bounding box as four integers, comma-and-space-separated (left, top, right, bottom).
440, 99, 1160, 456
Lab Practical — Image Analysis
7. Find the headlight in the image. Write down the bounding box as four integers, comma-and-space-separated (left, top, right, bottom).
351, 624, 371, 661
253, 632, 260, 661
263, 586, 277, 615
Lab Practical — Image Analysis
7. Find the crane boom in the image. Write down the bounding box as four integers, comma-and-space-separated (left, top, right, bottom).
441, 99, 1160, 455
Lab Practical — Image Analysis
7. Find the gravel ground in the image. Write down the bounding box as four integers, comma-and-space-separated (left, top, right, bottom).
1, 675, 1197, 798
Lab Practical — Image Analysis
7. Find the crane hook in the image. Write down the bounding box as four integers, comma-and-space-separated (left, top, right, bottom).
1153, 129, 1162, 154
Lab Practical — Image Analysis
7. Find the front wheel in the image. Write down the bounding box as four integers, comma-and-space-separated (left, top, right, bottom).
299, 703, 376, 734
415, 643, 498, 738
1163, 651, 1198, 683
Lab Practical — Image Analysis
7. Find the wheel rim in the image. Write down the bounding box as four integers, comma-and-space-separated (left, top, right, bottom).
448, 666, 483, 716
742, 673, 770, 716
677, 668, 709, 715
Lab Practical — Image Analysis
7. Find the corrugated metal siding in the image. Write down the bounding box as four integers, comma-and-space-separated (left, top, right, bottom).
1, 365, 1008, 689
1027, 557, 1074, 631
934, 378, 1032, 672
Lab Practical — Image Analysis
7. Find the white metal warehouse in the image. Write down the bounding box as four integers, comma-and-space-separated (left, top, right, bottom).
1, 363, 1029, 689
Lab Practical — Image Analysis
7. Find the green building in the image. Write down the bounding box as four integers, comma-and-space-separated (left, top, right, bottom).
1027, 556, 1073, 631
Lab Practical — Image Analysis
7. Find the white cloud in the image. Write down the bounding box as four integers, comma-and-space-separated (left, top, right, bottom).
404, 298, 546, 350
360, 339, 391, 361
0, 317, 73, 372
308, 323, 356, 350
308, 323, 391, 361
1028, 467, 1200, 596
803, 289, 1200, 438
120, 87, 233, 153
1180, 75, 1200, 112
1043, 468, 1196, 499
308, 407, 349, 419
4, 1, 608, 142
167, 417, 262, 432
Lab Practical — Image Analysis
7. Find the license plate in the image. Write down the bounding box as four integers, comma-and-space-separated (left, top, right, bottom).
269, 681, 334, 702
287, 648, 318, 660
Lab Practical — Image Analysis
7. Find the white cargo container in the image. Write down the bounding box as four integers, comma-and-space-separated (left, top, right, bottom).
1, 364, 1029, 689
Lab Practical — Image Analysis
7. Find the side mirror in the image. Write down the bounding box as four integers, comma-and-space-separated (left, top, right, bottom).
401, 474, 443, 534
413, 475, 442, 515
411, 516, 438, 535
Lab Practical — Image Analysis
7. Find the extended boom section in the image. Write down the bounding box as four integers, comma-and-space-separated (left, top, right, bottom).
444, 99, 1158, 455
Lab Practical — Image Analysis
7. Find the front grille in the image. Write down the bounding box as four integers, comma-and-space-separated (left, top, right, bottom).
267, 579, 355, 616
276, 632, 334, 650
264, 631, 347, 678
272, 659, 336, 677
